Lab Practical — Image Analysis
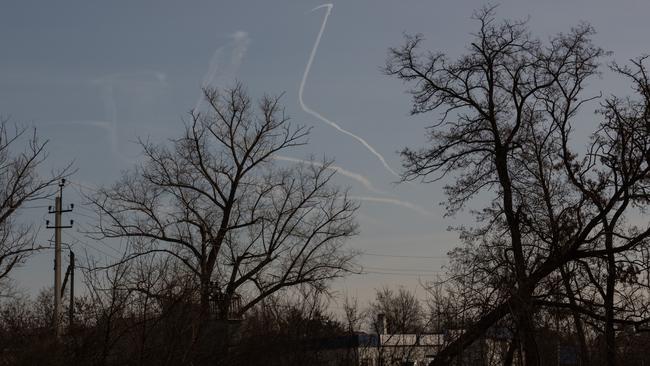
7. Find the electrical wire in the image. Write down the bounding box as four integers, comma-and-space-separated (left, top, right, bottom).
71, 210, 98, 221
62, 231, 120, 260
360, 251, 449, 259
362, 266, 444, 273
72, 223, 123, 256
67, 179, 100, 193
360, 271, 442, 277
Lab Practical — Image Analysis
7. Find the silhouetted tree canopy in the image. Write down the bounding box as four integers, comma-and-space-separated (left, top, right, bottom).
88, 84, 359, 320
387, 5, 650, 366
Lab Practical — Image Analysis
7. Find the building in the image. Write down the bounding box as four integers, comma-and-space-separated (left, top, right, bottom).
319, 314, 516, 366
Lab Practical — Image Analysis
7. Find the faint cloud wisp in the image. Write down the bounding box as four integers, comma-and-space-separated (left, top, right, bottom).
351, 196, 433, 216
89, 70, 169, 162
195, 30, 251, 112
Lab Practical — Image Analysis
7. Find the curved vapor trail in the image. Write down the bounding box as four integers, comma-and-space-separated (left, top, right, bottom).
273, 155, 385, 194
300, 4, 399, 178
350, 196, 433, 216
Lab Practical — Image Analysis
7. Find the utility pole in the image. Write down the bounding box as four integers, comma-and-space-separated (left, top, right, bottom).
47, 178, 73, 338
61, 249, 75, 330
69, 250, 75, 330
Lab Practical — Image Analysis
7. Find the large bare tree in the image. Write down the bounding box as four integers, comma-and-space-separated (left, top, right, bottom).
88, 84, 359, 319
387, 6, 650, 366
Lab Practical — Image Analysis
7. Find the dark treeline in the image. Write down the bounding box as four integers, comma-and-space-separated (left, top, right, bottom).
0, 85, 361, 365
2, 5, 650, 366
0, 282, 352, 365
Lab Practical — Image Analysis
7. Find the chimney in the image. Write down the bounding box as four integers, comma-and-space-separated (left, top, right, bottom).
377, 313, 388, 335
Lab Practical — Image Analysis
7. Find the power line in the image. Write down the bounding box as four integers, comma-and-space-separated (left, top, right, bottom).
67, 179, 100, 193
43, 232, 55, 249
69, 182, 449, 275
71, 210, 98, 221
362, 265, 444, 273
65, 230, 121, 258
76, 204, 97, 213
56, 212, 123, 257
71, 223, 123, 255
361, 251, 449, 259
64, 217, 117, 251
62, 231, 120, 260
17, 205, 51, 210
360, 271, 442, 277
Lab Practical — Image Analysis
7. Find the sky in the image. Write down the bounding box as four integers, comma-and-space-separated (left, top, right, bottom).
2, 0, 650, 307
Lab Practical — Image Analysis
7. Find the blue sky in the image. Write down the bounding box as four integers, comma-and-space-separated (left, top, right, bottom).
3, 0, 650, 305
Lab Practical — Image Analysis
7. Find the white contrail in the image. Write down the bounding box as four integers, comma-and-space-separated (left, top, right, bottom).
351, 195, 433, 216
273, 155, 385, 194
300, 4, 399, 178
195, 31, 250, 112
273, 156, 430, 215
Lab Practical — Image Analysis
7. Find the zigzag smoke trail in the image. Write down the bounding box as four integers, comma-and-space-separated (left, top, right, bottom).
300, 4, 399, 178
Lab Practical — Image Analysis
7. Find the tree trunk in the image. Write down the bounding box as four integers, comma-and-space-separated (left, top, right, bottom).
515, 294, 540, 366
199, 273, 211, 317
494, 146, 539, 366
182, 273, 212, 364
503, 337, 518, 366
604, 245, 617, 366
560, 265, 590, 365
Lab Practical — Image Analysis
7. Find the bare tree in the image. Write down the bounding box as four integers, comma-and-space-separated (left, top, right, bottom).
342, 294, 364, 334
366, 286, 428, 366
233, 286, 344, 366
386, 7, 601, 363
386, 6, 650, 366
0, 118, 70, 286
369, 286, 424, 335
540, 56, 650, 365
88, 84, 359, 320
